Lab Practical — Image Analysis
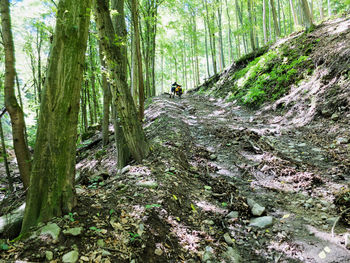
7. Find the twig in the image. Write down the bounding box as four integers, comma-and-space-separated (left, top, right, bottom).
331, 207, 350, 238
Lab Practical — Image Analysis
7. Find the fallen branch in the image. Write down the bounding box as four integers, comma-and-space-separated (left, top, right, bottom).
331, 207, 350, 238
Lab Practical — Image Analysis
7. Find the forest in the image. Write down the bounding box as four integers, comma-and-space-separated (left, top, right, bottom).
1, 0, 350, 262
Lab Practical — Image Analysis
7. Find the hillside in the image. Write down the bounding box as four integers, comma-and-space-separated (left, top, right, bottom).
1, 16, 350, 263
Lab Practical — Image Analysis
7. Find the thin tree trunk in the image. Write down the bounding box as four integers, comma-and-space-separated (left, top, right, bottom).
270, 0, 281, 37
247, 0, 256, 51
327, 0, 331, 16
216, 0, 225, 69
131, 0, 145, 120
319, 0, 324, 20
94, 0, 149, 163
203, 18, 210, 77
0, 0, 31, 189
263, 0, 268, 44
0, 109, 13, 192
224, 0, 234, 64
290, 0, 299, 26
300, 0, 314, 29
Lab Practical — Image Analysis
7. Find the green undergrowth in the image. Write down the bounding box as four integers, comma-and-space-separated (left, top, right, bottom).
228, 37, 315, 107
197, 33, 318, 108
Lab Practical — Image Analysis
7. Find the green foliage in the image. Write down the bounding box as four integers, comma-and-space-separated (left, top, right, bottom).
129, 232, 140, 243
145, 204, 161, 209
228, 40, 313, 108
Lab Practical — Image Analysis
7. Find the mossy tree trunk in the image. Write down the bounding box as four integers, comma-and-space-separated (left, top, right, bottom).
21, 0, 91, 233
0, 0, 31, 189
94, 0, 149, 163
131, 0, 145, 120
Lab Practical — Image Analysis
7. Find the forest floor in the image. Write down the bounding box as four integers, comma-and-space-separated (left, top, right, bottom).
1, 91, 350, 262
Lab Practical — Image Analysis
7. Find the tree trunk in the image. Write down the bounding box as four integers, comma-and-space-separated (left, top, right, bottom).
131, 0, 145, 120
203, 18, 210, 77
270, 0, 281, 38
319, 0, 324, 20
263, 0, 268, 44
327, 0, 331, 17
0, 0, 31, 189
21, 0, 92, 233
247, 0, 256, 51
94, 0, 149, 163
224, 0, 234, 64
290, 0, 299, 26
0, 108, 13, 192
99, 42, 111, 146
300, 0, 314, 29
216, 0, 225, 69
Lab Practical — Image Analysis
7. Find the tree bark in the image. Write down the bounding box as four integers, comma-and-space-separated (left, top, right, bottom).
300, 0, 314, 29
290, 0, 299, 26
270, 0, 281, 38
0, 0, 31, 189
263, 0, 268, 44
21, 0, 92, 233
0, 108, 13, 192
94, 0, 149, 163
131, 0, 145, 120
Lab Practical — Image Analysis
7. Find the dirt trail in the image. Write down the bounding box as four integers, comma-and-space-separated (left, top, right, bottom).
173, 93, 350, 262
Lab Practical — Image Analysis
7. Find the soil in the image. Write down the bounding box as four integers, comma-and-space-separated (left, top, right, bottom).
1, 16, 350, 263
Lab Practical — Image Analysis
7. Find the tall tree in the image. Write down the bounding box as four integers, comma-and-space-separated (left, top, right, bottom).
21, 0, 92, 233
131, 0, 145, 120
0, 0, 31, 189
300, 0, 314, 29
270, 0, 281, 38
94, 0, 149, 163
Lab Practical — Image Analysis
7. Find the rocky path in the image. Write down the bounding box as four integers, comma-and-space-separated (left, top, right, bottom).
176, 94, 350, 262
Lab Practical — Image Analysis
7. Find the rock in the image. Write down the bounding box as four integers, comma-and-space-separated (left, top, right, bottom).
136, 181, 158, 189
298, 143, 307, 147
209, 154, 217, 160
247, 199, 265, 216
101, 249, 112, 256
227, 211, 239, 219
345, 233, 350, 249
203, 246, 214, 262
154, 248, 163, 256
251, 203, 265, 216
63, 227, 82, 236
80, 256, 89, 262
121, 165, 131, 174
203, 220, 215, 225
62, 250, 79, 263
169, 167, 176, 172
97, 239, 105, 247
223, 233, 234, 245
249, 216, 274, 229
331, 113, 340, 121
222, 247, 241, 262
40, 223, 61, 241
75, 187, 85, 195
45, 251, 53, 261
336, 137, 349, 144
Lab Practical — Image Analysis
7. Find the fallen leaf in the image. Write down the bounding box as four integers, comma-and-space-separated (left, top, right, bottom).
318, 251, 326, 259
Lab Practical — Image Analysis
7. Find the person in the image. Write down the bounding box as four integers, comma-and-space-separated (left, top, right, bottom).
170, 82, 178, 98
175, 84, 183, 98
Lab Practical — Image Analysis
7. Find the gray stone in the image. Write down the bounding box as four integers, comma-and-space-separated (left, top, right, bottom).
249, 216, 274, 228
63, 227, 82, 237
223, 233, 234, 245
222, 247, 241, 262
209, 154, 217, 160
62, 250, 79, 263
203, 220, 215, 225
298, 143, 307, 147
45, 251, 53, 261
121, 165, 131, 174
136, 181, 158, 189
101, 249, 112, 256
203, 246, 214, 262
227, 211, 239, 219
345, 233, 350, 249
336, 137, 349, 145
247, 199, 265, 216
40, 223, 61, 241
252, 203, 265, 216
